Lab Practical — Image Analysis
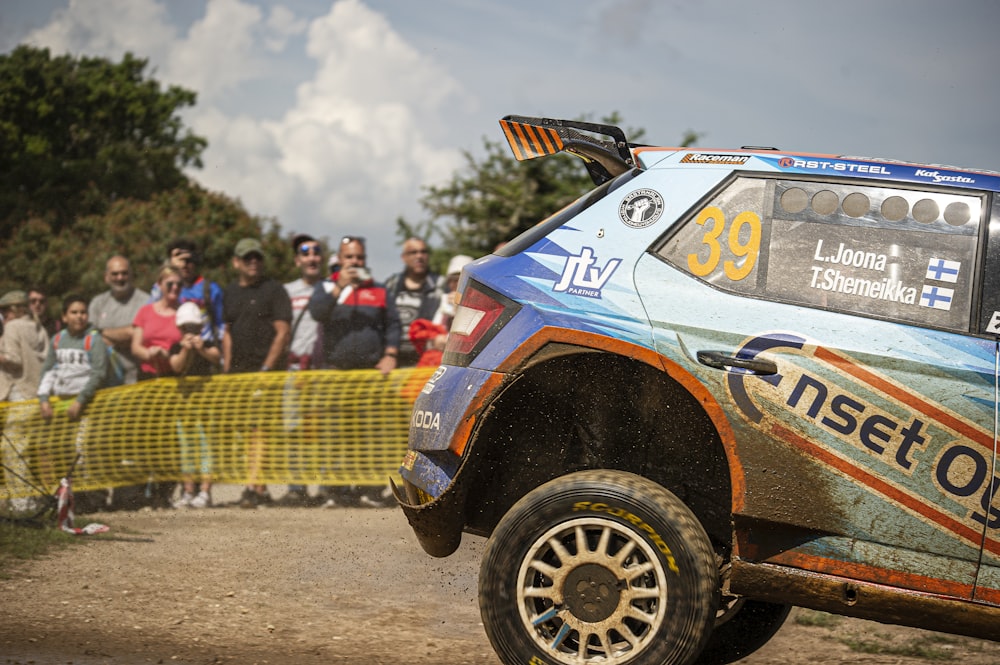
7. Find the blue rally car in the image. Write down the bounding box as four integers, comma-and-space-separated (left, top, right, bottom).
395, 115, 1000, 665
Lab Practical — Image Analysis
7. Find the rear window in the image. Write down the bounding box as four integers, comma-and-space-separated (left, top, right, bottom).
656, 175, 985, 334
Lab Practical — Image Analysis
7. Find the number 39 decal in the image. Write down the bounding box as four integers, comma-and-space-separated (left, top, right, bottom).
687, 206, 762, 281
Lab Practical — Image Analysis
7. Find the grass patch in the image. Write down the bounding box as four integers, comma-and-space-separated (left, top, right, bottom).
838, 635, 956, 661
0, 516, 77, 579
794, 609, 843, 628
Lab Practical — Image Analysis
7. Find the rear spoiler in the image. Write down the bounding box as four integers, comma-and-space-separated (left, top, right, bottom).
499, 115, 635, 185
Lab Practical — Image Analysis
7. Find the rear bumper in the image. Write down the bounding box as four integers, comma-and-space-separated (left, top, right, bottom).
394, 364, 498, 556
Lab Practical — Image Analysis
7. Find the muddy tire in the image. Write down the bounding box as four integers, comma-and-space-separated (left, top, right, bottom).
694, 599, 791, 664
479, 470, 717, 665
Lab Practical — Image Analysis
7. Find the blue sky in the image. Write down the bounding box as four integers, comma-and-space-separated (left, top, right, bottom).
2, 0, 998, 277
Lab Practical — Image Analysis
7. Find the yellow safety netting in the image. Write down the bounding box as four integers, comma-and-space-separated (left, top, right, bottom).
0, 367, 436, 499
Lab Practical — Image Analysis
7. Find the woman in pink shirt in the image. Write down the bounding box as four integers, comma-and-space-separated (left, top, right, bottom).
131, 265, 184, 380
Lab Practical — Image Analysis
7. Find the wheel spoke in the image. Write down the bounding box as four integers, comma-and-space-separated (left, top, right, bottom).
623, 585, 660, 600
574, 525, 588, 558
596, 524, 612, 558
617, 622, 641, 647
529, 557, 559, 579
523, 585, 559, 600
550, 621, 572, 650
613, 538, 637, 566
596, 629, 614, 658
625, 560, 655, 579
531, 606, 560, 626
548, 535, 574, 566
626, 605, 658, 625
577, 629, 591, 660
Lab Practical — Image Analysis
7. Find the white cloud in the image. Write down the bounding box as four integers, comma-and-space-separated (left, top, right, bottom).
22, 0, 175, 62
188, 0, 470, 274
264, 5, 307, 52
165, 0, 265, 101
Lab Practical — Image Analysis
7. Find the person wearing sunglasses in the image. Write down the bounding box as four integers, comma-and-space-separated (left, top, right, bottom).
308, 235, 401, 508
131, 265, 185, 382
308, 236, 400, 374
276, 233, 325, 507
146, 238, 225, 349
285, 234, 325, 372
26, 286, 60, 337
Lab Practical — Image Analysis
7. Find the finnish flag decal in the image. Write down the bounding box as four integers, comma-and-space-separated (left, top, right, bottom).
925, 257, 960, 283
920, 284, 954, 310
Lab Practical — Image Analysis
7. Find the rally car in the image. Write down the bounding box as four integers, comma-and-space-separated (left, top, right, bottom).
395, 115, 1000, 665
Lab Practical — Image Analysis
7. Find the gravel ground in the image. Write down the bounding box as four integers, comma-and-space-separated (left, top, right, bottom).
1, 485, 998, 664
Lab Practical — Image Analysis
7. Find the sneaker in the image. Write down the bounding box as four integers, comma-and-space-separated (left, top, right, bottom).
174, 492, 195, 509
190, 491, 211, 509
275, 489, 309, 507
239, 489, 258, 509
358, 486, 394, 508
322, 496, 339, 509
358, 494, 393, 508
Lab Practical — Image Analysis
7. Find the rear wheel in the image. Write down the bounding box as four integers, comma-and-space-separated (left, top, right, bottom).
479, 470, 717, 665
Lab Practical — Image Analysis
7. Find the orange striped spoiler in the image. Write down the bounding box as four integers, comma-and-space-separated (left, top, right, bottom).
500, 118, 565, 161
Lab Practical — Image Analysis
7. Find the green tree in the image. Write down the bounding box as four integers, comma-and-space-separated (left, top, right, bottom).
0, 47, 301, 310
413, 114, 699, 263
0, 46, 206, 236
2, 184, 286, 311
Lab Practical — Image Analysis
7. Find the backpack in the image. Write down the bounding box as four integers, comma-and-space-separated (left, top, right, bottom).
52, 329, 125, 388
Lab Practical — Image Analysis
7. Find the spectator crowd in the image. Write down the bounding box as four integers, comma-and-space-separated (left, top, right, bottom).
0, 234, 474, 513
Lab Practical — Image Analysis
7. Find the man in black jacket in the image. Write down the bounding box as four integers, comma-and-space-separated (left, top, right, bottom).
308, 236, 401, 507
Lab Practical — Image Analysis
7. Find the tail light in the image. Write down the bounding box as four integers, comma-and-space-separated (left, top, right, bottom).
442, 280, 520, 367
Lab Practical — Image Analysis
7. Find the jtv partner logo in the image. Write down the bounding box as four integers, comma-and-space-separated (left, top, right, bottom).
553, 247, 621, 298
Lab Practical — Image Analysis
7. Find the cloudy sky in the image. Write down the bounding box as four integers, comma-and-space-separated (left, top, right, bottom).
2, 0, 998, 277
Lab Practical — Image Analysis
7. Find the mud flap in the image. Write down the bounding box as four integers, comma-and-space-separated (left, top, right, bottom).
392, 477, 466, 557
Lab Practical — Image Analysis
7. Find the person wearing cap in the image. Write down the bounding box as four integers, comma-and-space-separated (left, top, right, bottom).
223, 237, 292, 508
384, 237, 445, 368
170, 301, 221, 378
0, 289, 50, 514
168, 302, 220, 509
0, 290, 49, 402
276, 233, 325, 507
436, 254, 475, 326
223, 238, 292, 374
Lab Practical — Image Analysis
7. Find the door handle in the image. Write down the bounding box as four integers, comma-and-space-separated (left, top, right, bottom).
696, 350, 778, 375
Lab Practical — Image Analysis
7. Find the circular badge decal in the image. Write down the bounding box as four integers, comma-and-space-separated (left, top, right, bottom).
618, 189, 664, 229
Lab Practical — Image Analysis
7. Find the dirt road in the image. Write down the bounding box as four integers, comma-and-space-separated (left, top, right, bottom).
2, 489, 998, 664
